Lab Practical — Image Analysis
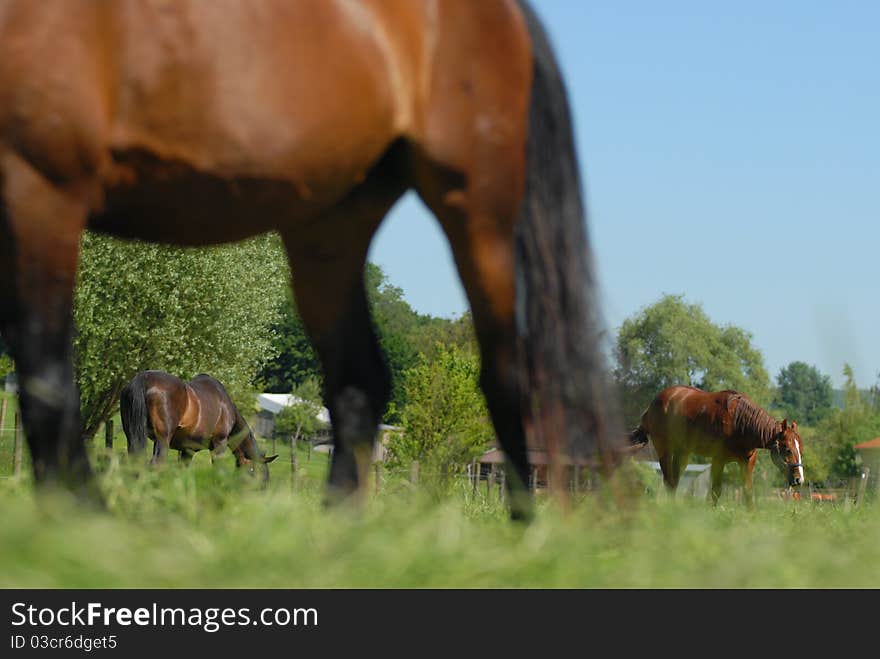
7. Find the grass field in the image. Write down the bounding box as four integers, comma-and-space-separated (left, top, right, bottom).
0, 391, 878, 588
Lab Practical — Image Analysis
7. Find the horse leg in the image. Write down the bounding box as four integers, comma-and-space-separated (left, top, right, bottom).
286, 251, 389, 500
179, 450, 193, 466
150, 435, 171, 466
282, 155, 406, 502
740, 452, 757, 509
671, 452, 689, 490
210, 437, 229, 463
0, 154, 97, 500
412, 171, 532, 519
710, 458, 725, 505
658, 452, 678, 495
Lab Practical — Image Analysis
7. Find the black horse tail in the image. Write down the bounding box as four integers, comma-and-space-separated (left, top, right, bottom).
514, 2, 623, 472
629, 426, 650, 448
120, 372, 149, 454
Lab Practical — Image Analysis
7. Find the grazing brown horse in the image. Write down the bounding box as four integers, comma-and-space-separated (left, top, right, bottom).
120, 371, 278, 482
629, 386, 804, 504
0, 1, 618, 514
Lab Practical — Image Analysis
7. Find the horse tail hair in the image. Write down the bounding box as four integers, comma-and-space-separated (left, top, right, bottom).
514, 1, 623, 472
120, 372, 149, 454
629, 425, 650, 448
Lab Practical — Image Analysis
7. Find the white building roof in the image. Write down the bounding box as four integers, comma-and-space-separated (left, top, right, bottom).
257, 393, 331, 424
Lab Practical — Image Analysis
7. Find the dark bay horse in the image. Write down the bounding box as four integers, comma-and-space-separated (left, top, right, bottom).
0, 1, 618, 514
120, 371, 277, 482
629, 386, 804, 504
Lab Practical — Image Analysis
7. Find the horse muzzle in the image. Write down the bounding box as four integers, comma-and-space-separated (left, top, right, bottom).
789, 463, 804, 487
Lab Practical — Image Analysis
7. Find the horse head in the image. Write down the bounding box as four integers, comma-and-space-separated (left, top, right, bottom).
770, 419, 804, 487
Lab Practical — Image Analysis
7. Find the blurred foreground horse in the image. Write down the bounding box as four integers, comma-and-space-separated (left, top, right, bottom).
121, 371, 277, 483
0, 0, 618, 515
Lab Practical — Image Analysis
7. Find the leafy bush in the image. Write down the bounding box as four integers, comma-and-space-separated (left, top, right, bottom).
388, 344, 492, 478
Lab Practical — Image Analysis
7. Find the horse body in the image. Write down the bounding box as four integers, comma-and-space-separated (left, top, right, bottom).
0, 0, 617, 513
120, 370, 276, 480
631, 386, 804, 504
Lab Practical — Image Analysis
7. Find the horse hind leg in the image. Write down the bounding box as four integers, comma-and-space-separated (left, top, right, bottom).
147, 400, 176, 467
658, 452, 678, 495
0, 153, 98, 500
281, 148, 407, 502
412, 158, 532, 519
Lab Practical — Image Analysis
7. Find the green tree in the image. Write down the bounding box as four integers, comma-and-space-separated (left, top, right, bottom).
387, 344, 493, 477
774, 361, 833, 426
813, 364, 880, 481
73, 231, 287, 440
273, 378, 327, 443
257, 291, 322, 393
614, 294, 771, 424
259, 262, 477, 424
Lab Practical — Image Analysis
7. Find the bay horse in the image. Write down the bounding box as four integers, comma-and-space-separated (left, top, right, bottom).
120, 371, 278, 482
0, 0, 619, 514
629, 386, 804, 505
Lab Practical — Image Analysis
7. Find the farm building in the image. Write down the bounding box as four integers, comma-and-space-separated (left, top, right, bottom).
256, 392, 402, 460
254, 393, 331, 441
477, 446, 599, 491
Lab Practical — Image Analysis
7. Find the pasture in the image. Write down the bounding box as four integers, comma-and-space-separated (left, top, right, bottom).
0, 393, 876, 588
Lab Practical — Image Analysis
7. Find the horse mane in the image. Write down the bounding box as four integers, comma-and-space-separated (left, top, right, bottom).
730, 393, 779, 447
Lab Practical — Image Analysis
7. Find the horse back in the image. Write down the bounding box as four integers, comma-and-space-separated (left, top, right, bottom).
645, 386, 739, 445
186, 374, 238, 438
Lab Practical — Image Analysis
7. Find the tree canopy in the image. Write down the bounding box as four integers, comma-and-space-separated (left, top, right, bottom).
73, 231, 287, 440
386, 343, 492, 477
259, 261, 477, 424
811, 364, 880, 482
614, 294, 771, 423
774, 361, 833, 426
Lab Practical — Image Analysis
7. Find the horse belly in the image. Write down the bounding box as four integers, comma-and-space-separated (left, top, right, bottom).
169, 429, 207, 453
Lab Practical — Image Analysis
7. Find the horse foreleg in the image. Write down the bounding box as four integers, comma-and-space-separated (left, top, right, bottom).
740, 453, 757, 510
710, 458, 725, 505
210, 437, 229, 463
0, 154, 97, 501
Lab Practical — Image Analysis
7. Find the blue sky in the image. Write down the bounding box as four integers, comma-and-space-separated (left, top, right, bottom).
367, 0, 879, 388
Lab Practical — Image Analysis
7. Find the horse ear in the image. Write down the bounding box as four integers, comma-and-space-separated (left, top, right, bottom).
791, 420, 798, 430
781, 419, 788, 430
263, 454, 279, 463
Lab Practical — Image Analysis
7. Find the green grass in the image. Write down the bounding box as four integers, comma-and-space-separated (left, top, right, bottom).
1, 423, 878, 588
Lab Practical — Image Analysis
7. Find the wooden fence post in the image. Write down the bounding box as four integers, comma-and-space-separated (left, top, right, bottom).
13, 411, 23, 477
472, 460, 479, 495
104, 419, 114, 451
487, 464, 496, 499
410, 460, 420, 485
374, 461, 381, 494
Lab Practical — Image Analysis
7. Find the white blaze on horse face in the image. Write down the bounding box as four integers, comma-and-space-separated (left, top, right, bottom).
793, 440, 804, 483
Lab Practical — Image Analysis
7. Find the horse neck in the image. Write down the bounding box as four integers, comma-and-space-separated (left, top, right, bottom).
737, 416, 780, 450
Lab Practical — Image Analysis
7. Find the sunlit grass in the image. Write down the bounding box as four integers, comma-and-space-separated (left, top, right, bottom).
0, 432, 877, 588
